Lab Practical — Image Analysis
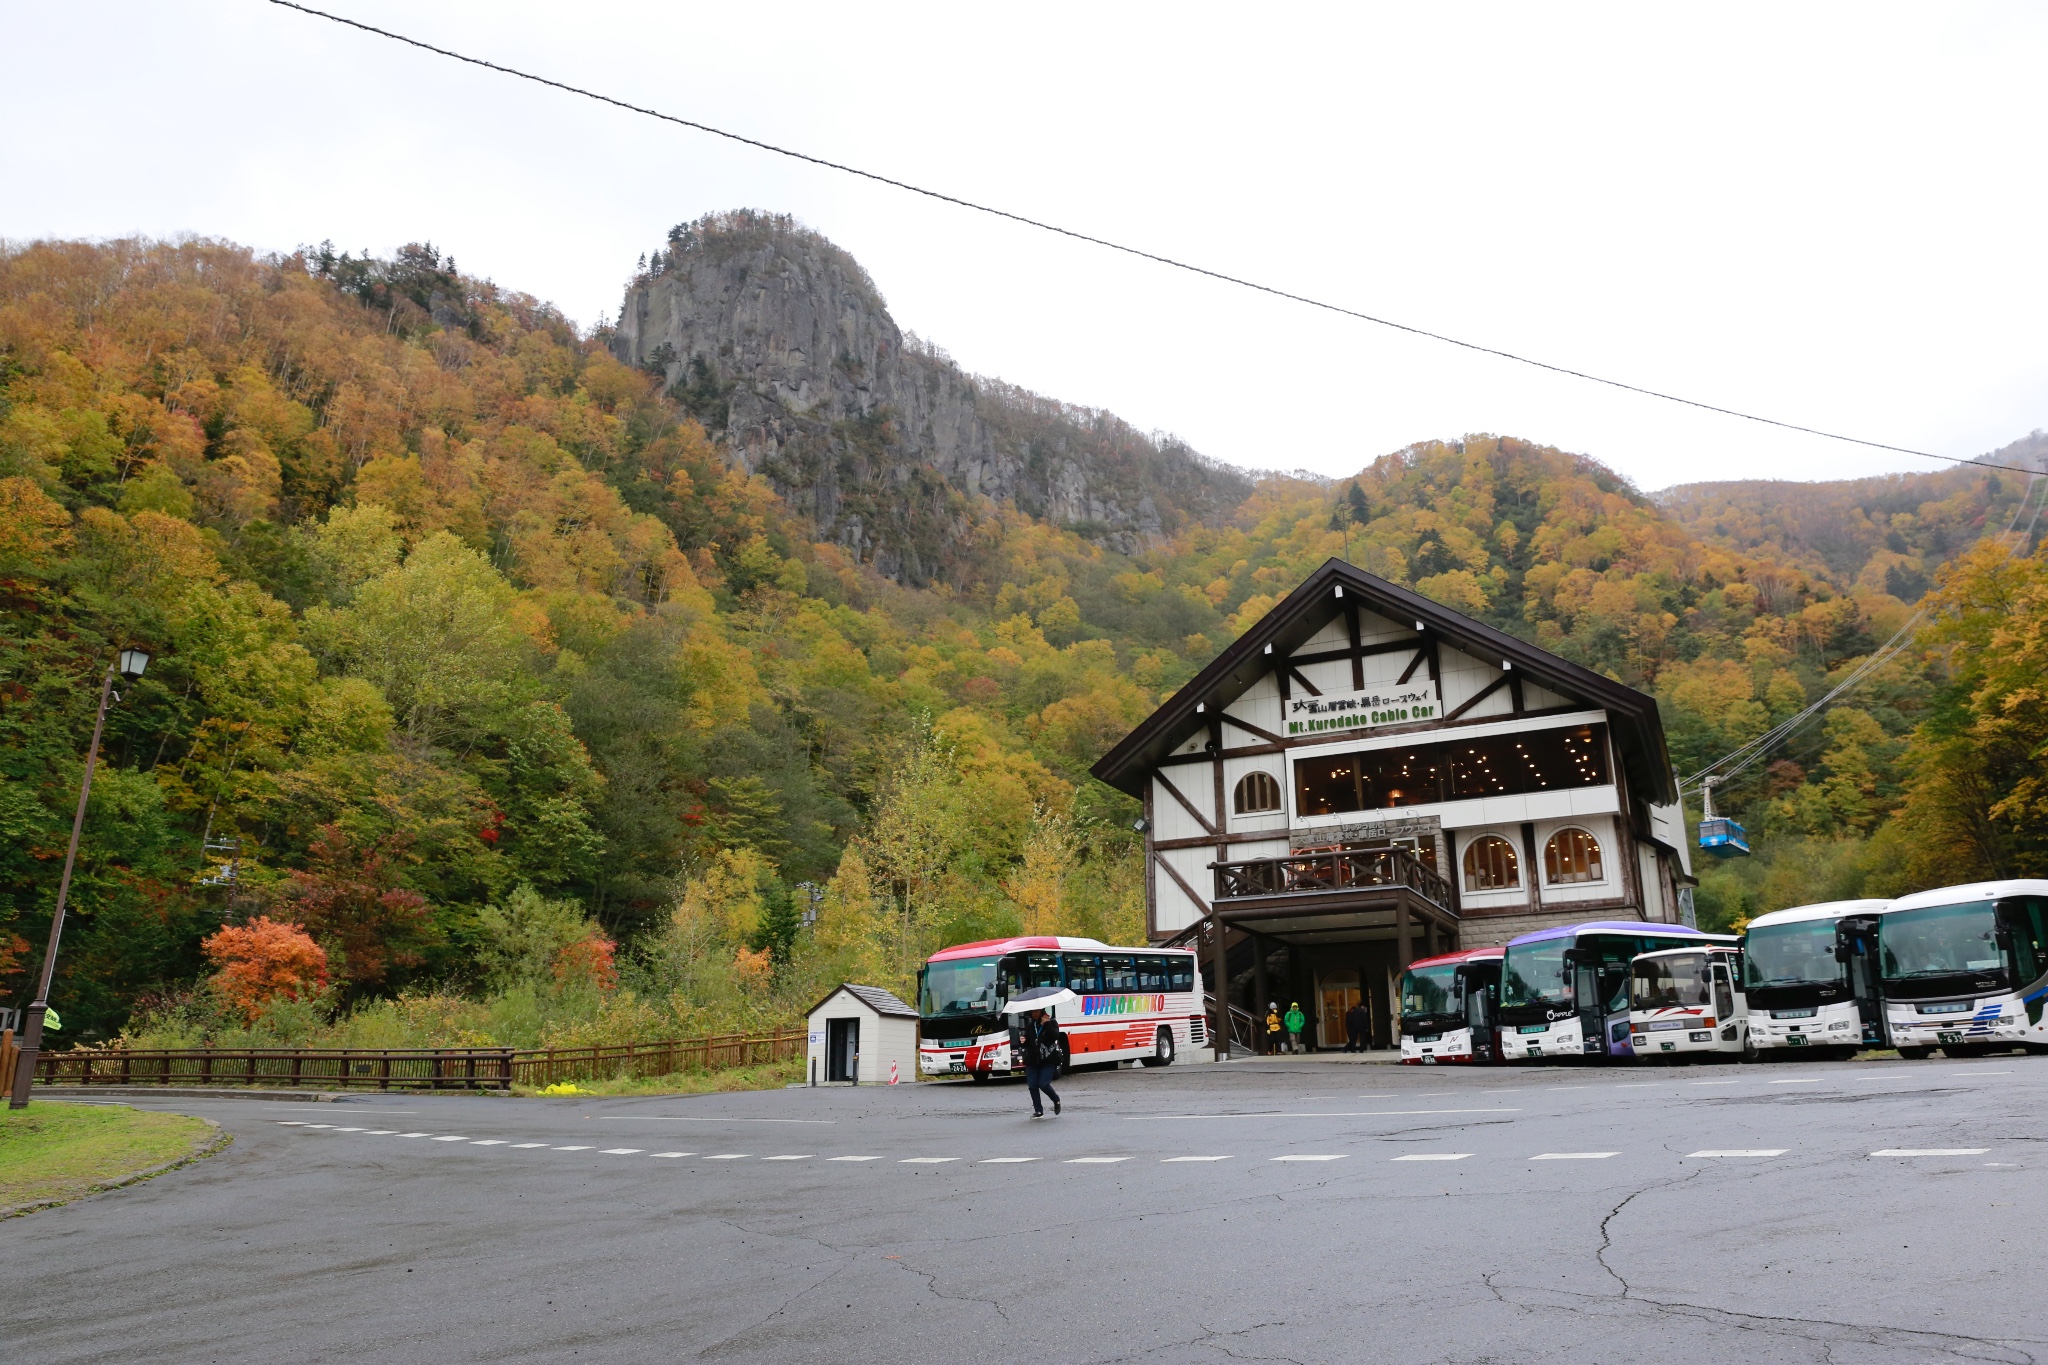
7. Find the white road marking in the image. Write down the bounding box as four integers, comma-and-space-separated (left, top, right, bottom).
1126, 1108, 1518, 1120
828, 1156, 883, 1162
1392, 1153, 1471, 1161
1065, 1157, 1131, 1164
1871, 1148, 1989, 1157
598, 1117, 836, 1124
980, 1157, 1038, 1163
510, 1143, 548, 1149
900, 1157, 958, 1164
1271, 1154, 1346, 1162
302, 1124, 334, 1129
396, 1132, 432, 1138
1689, 1081, 1739, 1087
1688, 1149, 1787, 1157
430, 1136, 470, 1142
599, 1148, 644, 1155
1615, 1084, 1657, 1089
1162, 1156, 1233, 1162
1953, 1069, 2011, 1075
364, 1130, 398, 1136
1530, 1152, 1618, 1160
332, 1127, 366, 1132
759, 1155, 812, 1161
704, 1154, 749, 1160
469, 1140, 507, 1146
1769, 1079, 1823, 1085
276, 1121, 307, 1126
553, 1145, 595, 1152
651, 1152, 692, 1158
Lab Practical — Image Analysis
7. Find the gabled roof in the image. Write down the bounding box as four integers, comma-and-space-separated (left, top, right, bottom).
1089, 558, 1676, 805
807, 983, 919, 1020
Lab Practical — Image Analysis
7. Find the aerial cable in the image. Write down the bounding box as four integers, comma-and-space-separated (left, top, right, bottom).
1682, 456, 2046, 797
269, 0, 2033, 478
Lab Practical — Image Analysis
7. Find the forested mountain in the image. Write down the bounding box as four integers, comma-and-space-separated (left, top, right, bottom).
4, 227, 2046, 1049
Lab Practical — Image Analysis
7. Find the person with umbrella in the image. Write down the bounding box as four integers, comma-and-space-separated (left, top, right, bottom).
1002, 986, 1073, 1118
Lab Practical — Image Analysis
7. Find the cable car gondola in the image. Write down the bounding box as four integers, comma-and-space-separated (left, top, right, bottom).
1696, 778, 1749, 858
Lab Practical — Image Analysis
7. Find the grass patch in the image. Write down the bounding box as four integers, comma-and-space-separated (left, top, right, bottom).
0, 1102, 220, 1213
511, 1056, 803, 1097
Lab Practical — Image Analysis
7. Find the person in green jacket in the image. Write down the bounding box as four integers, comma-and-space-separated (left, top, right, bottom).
1284, 1001, 1307, 1054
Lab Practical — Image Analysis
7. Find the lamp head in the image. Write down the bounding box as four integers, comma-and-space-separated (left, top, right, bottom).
117, 647, 150, 680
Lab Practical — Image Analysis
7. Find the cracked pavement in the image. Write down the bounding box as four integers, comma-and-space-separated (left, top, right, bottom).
5, 1053, 2045, 1364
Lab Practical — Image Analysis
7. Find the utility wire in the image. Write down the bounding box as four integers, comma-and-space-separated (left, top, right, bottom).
269, 0, 2037, 479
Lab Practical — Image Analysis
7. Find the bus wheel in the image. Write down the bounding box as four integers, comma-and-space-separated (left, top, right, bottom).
1897, 1046, 1933, 1060
1741, 1034, 1761, 1063
1055, 1038, 1072, 1077
1142, 1028, 1175, 1068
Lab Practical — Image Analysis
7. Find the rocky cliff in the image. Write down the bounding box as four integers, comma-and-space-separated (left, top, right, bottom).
610, 211, 1256, 583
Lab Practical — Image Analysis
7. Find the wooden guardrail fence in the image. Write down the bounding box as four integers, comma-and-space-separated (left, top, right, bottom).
32, 1027, 808, 1092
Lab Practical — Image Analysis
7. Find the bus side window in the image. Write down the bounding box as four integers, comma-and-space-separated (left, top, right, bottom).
1064, 955, 1101, 993
1024, 953, 1062, 990
1167, 956, 1195, 993
1101, 955, 1138, 992
2000, 897, 2048, 984
1136, 956, 1169, 992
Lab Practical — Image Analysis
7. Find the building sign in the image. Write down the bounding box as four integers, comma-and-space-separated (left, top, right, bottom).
1286, 683, 1440, 736
1293, 815, 1441, 849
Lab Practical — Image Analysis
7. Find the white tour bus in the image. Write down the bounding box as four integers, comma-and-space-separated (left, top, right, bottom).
1626, 940, 1744, 1060
1743, 899, 1889, 1058
1498, 920, 1715, 1061
1877, 880, 2048, 1059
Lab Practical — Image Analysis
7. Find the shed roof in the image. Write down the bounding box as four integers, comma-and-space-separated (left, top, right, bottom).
1088, 558, 1677, 805
806, 982, 920, 1020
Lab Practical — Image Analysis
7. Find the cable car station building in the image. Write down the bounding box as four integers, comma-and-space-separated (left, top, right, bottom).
1089, 559, 1694, 1054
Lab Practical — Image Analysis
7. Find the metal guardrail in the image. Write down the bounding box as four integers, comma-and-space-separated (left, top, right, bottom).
1211, 846, 1452, 909
33, 1028, 810, 1092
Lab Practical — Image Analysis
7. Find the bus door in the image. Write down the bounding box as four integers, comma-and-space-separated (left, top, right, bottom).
1570, 944, 1633, 1057
1462, 964, 1498, 1061
1837, 917, 1883, 1045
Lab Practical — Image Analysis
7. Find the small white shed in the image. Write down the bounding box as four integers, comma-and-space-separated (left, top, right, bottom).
805, 983, 920, 1086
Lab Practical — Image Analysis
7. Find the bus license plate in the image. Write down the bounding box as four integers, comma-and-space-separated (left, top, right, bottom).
1938, 1031, 1963, 1044
948, 1060, 966, 1072
1787, 1035, 1806, 1046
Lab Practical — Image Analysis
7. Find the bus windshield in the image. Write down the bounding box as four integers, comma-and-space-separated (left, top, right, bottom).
1502, 940, 1571, 1008
1744, 919, 1843, 988
1632, 953, 1710, 1009
1881, 901, 2003, 982
1401, 963, 1462, 1018
921, 956, 1002, 1016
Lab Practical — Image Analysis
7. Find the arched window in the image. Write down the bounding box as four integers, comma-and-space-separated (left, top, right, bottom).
1544, 827, 1605, 884
1234, 770, 1282, 814
1462, 834, 1520, 891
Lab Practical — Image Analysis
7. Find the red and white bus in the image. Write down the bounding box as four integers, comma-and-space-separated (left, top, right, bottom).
917, 936, 1205, 1080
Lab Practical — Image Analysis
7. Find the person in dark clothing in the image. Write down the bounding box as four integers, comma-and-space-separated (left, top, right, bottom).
1344, 1000, 1371, 1053
1018, 1009, 1063, 1117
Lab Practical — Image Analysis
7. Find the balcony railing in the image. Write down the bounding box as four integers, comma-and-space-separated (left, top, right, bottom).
1211, 846, 1452, 911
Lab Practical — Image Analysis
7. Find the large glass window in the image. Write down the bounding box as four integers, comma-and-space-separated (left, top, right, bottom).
1880, 901, 2002, 980
921, 957, 1001, 1016
1743, 919, 1843, 989
1462, 835, 1520, 890
1100, 955, 1138, 992
1401, 962, 1463, 1018
1167, 956, 1196, 992
1631, 953, 1711, 1009
1063, 954, 1101, 993
1135, 956, 1170, 991
1544, 828, 1604, 884
1294, 724, 1611, 816
1501, 939, 1571, 1008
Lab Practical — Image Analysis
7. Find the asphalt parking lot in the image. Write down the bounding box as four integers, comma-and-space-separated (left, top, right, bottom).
6, 1053, 2044, 1364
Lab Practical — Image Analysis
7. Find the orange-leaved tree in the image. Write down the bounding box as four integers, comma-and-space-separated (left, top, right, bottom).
552, 931, 618, 991
203, 918, 329, 1022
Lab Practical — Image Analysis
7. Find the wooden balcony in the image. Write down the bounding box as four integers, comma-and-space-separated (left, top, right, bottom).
1210, 846, 1453, 914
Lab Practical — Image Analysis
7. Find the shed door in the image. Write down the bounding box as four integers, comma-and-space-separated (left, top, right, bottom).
827, 1017, 860, 1083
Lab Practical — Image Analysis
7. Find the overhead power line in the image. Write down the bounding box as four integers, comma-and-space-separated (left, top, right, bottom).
269, 0, 2035, 478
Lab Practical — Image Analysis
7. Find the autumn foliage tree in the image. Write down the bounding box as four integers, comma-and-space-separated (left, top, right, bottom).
202, 917, 329, 1022
271, 825, 432, 999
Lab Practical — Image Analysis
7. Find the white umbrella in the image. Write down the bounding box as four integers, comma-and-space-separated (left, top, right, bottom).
999, 987, 1077, 1015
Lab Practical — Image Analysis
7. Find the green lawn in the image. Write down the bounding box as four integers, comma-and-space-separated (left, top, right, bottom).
0, 1101, 221, 1214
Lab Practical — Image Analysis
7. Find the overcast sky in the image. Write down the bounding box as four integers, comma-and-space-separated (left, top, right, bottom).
7, 2, 2046, 490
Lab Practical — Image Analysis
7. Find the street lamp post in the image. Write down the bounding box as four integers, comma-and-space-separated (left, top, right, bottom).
8, 647, 150, 1109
